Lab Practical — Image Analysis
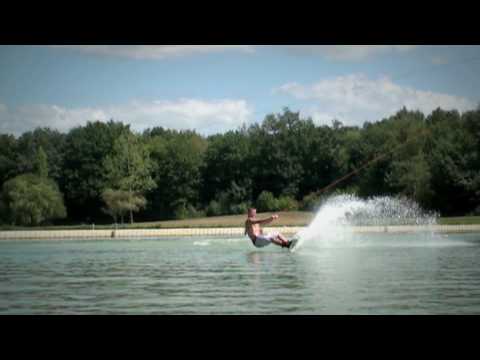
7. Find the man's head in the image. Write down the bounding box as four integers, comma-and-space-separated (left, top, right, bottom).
247, 208, 256, 217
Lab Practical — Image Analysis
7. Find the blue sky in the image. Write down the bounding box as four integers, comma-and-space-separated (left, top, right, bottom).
1, 45, 479, 136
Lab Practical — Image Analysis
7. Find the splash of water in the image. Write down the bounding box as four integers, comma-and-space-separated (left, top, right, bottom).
292, 194, 438, 251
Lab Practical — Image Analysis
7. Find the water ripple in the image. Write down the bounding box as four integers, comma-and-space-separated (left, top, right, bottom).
1, 235, 480, 314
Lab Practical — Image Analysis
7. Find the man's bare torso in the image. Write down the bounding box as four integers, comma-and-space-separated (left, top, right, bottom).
245, 217, 263, 242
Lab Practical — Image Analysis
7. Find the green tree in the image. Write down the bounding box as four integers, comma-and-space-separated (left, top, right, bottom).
206, 200, 222, 217
248, 109, 305, 199
425, 108, 472, 215
16, 128, 66, 183
301, 192, 322, 211
386, 152, 433, 207
201, 130, 252, 204
0, 134, 18, 188
34, 146, 49, 179
256, 191, 278, 212
333, 127, 364, 188
431, 108, 480, 214
355, 108, 427, 198
276, 195, 299, 211
101, 188, 146, 224
62, 120, 130, 221
3, 104, 480, 222
214, 181, 251, 215
147, 130, 207, 219
458, 109, 480, 211
1, 174, 67, 226
299, 124, 342, 198
103, 132, 155, 223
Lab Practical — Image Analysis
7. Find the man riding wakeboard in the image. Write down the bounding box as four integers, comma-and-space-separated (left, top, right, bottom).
245, 207, 294, 249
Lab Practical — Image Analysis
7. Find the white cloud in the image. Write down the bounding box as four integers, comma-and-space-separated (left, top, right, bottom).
431, 56, 449, 65
51, 45, 255, 59
275, 74, 475, 126
50, 45, 418, 61
0, 99, 253, 136
281, 45, 418, 61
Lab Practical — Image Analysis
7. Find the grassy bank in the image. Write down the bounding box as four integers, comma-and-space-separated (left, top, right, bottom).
0, 211, 315, 231
1, 212, 479, 231
437, 216, 480, 225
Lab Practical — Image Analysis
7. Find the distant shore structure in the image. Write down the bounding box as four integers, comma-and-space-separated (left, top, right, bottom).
1, 225, 480, 240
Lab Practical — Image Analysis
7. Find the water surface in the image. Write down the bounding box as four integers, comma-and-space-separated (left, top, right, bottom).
1, 233, 480, 314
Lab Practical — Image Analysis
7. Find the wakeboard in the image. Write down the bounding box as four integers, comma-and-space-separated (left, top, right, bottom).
288, 235, 300, 253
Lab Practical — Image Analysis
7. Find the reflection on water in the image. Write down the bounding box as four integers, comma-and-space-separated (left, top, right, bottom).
1, 234, 480, 314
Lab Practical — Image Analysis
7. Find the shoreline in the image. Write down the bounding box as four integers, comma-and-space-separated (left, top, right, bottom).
1, 225, 480, 240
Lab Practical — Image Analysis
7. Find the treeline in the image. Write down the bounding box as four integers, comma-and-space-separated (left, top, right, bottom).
0, 107, 479, 226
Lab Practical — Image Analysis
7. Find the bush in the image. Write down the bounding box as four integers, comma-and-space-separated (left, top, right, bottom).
194, 209, 206, 218
207, 197, 249, 216
2, 174, 67, 226
175, 203, 204, 219
215, 191, 231, 214
0, 196, 7, 225
214, 182, 252, 215
256, 191, 278, 212
333, 186, 359, 196
229, 202, 249, 215
276, 195, 299, 211
469, 204, 480, 216
256, 192, 299, 212
206, 200, 222, 217
101, 189, 146, 224
173, 203, 188, 220
301, 192, 321, 211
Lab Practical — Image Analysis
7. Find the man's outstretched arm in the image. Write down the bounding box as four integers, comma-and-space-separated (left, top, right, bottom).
248, 215, 278, 225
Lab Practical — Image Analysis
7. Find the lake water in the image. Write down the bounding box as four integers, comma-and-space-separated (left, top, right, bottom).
1, 233, 480, 314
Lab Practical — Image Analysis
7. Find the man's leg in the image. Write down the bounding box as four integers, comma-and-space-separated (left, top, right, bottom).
273, 234, 290, 248
269, 236, 285, 247
270, 237, 287, 247
277, 233, 289, 243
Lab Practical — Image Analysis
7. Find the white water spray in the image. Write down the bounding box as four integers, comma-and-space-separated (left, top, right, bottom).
292, 194, 438, 252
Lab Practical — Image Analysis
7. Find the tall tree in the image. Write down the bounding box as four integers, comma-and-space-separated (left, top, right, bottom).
34, 146, 49, 179
459, 108, 480, 212
62, 120, 130, 221
248, 109, 305, 199
299, 123, 341, 198
0, 134, 18, 188
1, 174, 67, 226
386, 151, 433, 207
426, 108, 472, 215
201, 130, 252, 204
103, 132, 155, 223
147, 130, 207, 219
16, 128, 66, 183
101, 188, 146, 224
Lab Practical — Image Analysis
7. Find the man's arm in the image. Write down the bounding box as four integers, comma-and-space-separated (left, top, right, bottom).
248, 215, 278, 225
